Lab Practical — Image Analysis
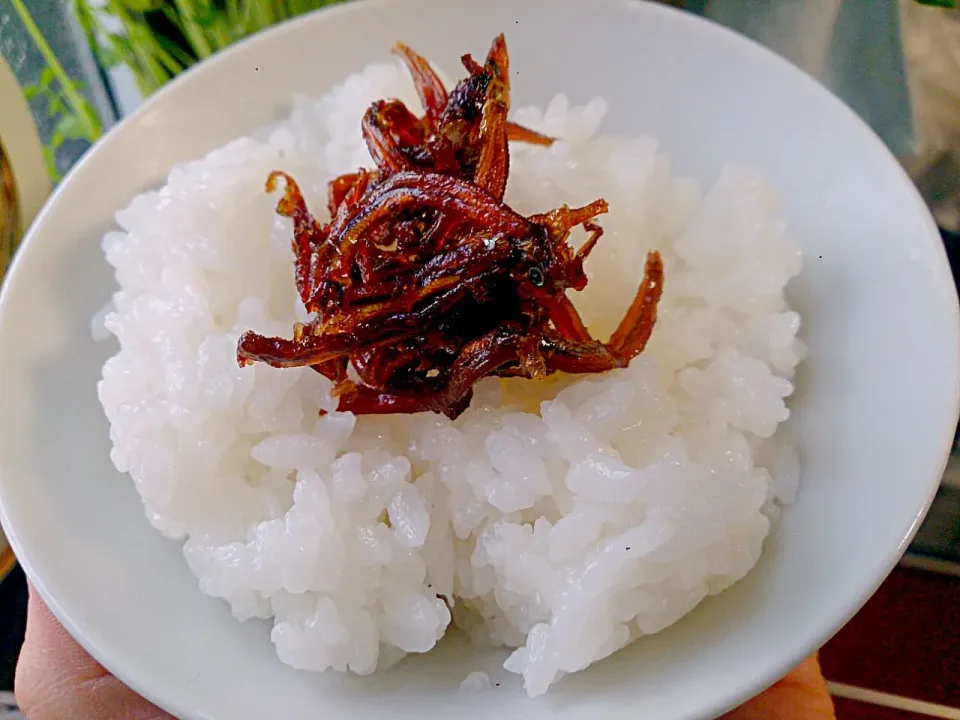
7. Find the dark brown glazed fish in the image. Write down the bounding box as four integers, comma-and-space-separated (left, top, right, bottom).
237, 34, 664, 420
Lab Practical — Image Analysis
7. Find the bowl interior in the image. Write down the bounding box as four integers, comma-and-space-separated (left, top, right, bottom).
0, 1, 957, 719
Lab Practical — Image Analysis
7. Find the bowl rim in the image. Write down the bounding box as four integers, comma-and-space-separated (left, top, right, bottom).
1, 0, 958, 717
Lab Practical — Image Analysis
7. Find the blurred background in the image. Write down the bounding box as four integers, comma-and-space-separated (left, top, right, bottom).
1, 1, 959, 716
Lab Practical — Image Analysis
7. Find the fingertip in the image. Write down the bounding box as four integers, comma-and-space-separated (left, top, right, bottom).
721, 655, 836, 720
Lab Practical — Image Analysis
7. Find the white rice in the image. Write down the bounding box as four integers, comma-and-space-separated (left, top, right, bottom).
460, 671, 494, 692
95, 60, 804, 697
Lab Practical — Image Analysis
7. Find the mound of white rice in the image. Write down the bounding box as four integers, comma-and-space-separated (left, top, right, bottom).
95, 60, 804, 697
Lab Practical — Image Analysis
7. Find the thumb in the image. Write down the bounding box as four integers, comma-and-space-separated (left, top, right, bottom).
15, 582, 174, 720
721, 655, 836, 720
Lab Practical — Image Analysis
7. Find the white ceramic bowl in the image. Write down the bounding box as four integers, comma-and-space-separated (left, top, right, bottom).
1, 1, 958, 718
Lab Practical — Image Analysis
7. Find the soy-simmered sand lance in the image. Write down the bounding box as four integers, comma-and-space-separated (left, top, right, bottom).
95, 34, 804, 697
236, 35, 664, 421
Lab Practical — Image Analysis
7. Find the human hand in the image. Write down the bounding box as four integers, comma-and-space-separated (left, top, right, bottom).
721, 654, 836, 719
15, 581, 173, 720
15, 579, 836, 720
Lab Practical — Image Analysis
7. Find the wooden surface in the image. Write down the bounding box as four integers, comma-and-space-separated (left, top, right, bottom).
0, 551, 14, 588
833, 697, 949, 719
820, 567, 960, 717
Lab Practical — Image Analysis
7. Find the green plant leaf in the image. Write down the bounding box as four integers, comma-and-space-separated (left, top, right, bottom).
23, 85, 41, 100
71, 0, 113, 75
70, 0, 98, 42
169, 0, 215, 59
152, 42, 186, 75
110, 32, 134, 55
118, 0, 165, 11
225, 0, 241, 32
71, 0, 92, 25
157, 35, 195, 68
96, 32, 130, 68
96, 43, 122, 68
47, 95, 66, 119
55, 113, 91, 142
193, 1, 220, 28
39, 66, 55, 87
82, 0, 351, 103
42, 147, 61, 182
